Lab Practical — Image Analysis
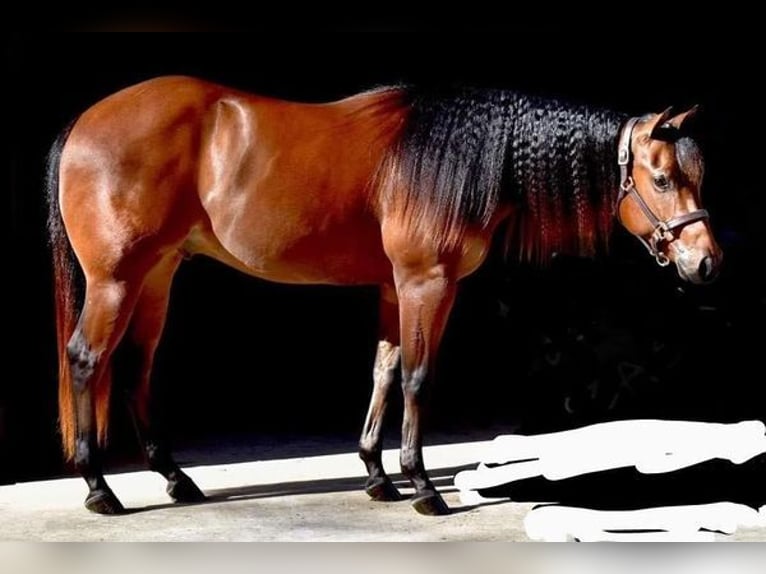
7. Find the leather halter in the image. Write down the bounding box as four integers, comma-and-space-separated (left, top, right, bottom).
616, 117, 709, 267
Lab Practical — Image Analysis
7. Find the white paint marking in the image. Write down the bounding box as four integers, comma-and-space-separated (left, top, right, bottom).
524, 503, 766, 542
454, 419, 766, 541
454, 419, 766, 490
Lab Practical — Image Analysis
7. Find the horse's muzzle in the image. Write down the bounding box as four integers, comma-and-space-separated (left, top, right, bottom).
697, 255, 718, 283
675, 251, 722, 285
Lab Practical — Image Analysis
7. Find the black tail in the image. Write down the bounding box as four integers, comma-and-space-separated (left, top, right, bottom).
46, 118, 83, 460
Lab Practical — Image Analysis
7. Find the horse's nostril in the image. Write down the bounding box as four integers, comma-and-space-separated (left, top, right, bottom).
698, 256, 715, 282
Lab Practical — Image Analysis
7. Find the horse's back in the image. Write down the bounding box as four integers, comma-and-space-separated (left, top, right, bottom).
60, 76, 405, 284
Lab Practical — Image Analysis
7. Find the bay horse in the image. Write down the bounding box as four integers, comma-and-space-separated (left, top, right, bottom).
47, 76, 721, 516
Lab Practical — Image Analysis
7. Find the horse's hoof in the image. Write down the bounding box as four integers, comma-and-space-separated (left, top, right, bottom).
412, 492, 450, 516
365, 478, 403, 502
84, 489, 125, 515
167, 473, 207, 503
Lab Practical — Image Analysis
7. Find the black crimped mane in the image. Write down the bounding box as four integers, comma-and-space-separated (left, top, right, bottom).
379, 86, 627, 261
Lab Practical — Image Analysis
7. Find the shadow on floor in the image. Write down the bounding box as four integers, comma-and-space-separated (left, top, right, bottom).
123, 463, 483, 515
472, 454, 766, 511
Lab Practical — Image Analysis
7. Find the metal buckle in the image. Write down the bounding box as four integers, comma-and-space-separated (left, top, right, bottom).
650, 223, 672, 267
618, 147, 630, 166
651, 222, 671, 245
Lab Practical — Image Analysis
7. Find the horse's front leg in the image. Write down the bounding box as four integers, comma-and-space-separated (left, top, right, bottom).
394, 266, 457, 515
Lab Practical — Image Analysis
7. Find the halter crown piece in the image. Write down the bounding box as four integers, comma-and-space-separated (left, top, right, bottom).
616, 117, 710, 267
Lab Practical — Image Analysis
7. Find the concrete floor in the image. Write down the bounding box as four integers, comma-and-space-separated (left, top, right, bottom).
1, 439, 535, 541
1, 435, 764, 541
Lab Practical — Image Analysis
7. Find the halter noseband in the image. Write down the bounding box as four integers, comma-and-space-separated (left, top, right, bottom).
616, 117, 709, 267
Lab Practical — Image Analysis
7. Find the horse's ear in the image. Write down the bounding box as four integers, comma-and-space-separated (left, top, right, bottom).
668, 105, 701, 133
649, 107, 676, 140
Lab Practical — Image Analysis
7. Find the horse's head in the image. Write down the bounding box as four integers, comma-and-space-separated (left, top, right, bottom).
616, 107, 722, 284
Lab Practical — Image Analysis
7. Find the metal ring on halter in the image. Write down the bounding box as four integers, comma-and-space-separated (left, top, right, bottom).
648, 223, 673, 266
654, 250, 671, 267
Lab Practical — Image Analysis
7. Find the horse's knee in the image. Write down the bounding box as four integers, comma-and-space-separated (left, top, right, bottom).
401, 366, 428, 397
66, 329, 98, 391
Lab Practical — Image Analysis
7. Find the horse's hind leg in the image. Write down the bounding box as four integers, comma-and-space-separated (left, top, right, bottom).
359, 285, 403, 502
120, 255, 206, 504
68, 277, 142, 514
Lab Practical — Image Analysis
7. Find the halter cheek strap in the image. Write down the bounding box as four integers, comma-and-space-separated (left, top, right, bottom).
616, 117, 710, 267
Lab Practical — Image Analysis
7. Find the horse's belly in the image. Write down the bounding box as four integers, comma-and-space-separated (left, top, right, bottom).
190, 214, 392, 285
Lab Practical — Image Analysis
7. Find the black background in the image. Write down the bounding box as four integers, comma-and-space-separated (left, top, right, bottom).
5, 24, 764, 484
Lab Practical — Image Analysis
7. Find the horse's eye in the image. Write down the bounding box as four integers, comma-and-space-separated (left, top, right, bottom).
653, 174, 670, 191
